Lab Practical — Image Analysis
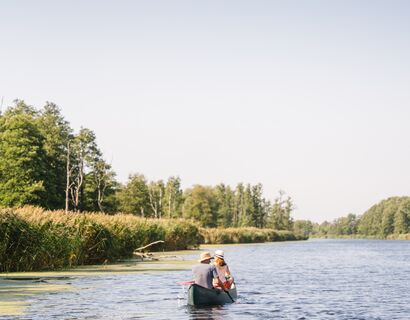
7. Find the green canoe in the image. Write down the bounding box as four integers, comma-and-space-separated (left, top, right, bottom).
187, 283, 238, 306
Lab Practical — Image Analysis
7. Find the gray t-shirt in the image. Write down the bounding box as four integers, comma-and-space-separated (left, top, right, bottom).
192, 263, 218, 289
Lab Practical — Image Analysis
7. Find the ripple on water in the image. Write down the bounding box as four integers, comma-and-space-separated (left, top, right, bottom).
2, 240, 409, 319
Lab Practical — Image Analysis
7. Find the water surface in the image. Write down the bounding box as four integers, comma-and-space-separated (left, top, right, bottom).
1, 239, 409, 319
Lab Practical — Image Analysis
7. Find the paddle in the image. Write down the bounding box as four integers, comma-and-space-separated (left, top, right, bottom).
222, 285, 235, 303
176, 280, 195, 285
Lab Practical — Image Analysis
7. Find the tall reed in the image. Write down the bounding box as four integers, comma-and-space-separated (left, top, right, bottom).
0, 207, 306, 272
0, 207, 201, 272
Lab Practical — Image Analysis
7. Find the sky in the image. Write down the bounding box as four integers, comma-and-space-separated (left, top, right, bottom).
1, 1, 410, 222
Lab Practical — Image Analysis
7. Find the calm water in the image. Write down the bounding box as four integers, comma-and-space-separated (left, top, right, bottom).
5, 239, 410, 319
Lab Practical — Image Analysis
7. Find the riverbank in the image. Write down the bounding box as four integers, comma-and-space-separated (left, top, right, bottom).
201, 227, 307, 244
0, 207, 305, 272
310, 234, 410, 240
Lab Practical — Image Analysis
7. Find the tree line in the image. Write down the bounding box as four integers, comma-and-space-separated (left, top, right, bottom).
293, 197, 410, 238
0, 101, 294, 230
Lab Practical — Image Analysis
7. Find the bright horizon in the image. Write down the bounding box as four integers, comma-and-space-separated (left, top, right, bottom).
1, 1, 410, 223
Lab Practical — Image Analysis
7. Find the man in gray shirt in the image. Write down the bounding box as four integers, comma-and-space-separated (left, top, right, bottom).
192, 251, 222, 289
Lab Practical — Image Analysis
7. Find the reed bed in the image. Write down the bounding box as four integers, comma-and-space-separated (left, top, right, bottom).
0, 207, 306, 272
200, 227, 307, 244
0, 207, 201, 272
386, 233, 410, 240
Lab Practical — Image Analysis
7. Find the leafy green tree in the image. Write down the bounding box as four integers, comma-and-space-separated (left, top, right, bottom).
233, 183, 245, 227
394, 201, 410, 234
66, 128, 101, 211
250, 183, 265, 228
84, 158, 117, 213
240, 184, 254, 227
163, 176, 183, 218
293, 220, 314, 237
116, 174, 151, 216
0, 101, 47, 206
183, 185, 218, 227
358, 197, 410, 237
38, 102, 72, 209
269, 190, 294, 230
148, 180, 165, 218
214, 184, 234, 227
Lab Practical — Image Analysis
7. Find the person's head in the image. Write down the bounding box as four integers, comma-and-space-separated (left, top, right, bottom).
214, 250, 226, 266
199, 251, 213, 264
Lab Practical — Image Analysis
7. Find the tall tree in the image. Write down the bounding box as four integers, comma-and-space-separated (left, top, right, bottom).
233, 183, 245, 227
38, 102, 72, 209
214, 184, 234, 227
269, 190, 294, 230
148, 180, 165, 218
183, 185, 218, 227
116, 174, 150, 216
65, 128, 100, 211
293, 220, 314, 237
250, 183, 266, 228
84, 158, 117, 213
0, 101, 47, 207
394, 201, 410, 234
243, 184, 254, 227
163, 176, 183, 218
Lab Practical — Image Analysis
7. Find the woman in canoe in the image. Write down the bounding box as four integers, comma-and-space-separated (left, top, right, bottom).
213, 250, 234, 290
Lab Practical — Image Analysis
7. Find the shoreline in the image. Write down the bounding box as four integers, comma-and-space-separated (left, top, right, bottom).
310, 234, 410, 240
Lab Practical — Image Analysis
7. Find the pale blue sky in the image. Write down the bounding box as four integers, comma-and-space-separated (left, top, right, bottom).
1, 1, 410, 222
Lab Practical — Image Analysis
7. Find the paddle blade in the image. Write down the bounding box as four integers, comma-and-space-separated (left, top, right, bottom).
177, 280, 195, 285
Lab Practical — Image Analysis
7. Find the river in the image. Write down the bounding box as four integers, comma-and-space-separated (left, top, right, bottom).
1, 239, 409, 319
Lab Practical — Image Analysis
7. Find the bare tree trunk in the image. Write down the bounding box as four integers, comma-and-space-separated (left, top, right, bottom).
148, 188, 158, 218
168, 192, 172, 219
158, 187, 162, 219
96, 172, 106, 213
73, 156, 84, 212
65, 142, 70, 213
97, 184, 105, 213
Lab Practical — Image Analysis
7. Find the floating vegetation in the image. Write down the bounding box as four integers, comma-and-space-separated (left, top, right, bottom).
0, 278, 71, 317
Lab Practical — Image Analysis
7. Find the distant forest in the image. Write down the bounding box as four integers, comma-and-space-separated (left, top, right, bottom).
0, 101, 294, 230
294, 197, 410, 238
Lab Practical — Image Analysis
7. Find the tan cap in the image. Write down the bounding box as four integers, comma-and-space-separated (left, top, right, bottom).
199, 251, 213, 262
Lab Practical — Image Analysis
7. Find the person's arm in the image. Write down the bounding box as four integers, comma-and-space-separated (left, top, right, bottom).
224, 265, 234, 288
225, 265, 231, 277
211, 266, 224, 288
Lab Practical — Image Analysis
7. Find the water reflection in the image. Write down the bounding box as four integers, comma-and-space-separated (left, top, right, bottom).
186, 305, 226, 320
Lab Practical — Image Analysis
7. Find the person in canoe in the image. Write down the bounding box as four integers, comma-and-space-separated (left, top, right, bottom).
192, 251, 223, 289
213, 250, 234, 290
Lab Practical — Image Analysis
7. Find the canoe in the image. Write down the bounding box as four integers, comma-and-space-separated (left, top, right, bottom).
187, 283, 238, 306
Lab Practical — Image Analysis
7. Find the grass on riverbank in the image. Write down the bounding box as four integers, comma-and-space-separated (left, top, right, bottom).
201, 227, 308, 244
0, 207, 306, 272
311, 234, 410, 240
